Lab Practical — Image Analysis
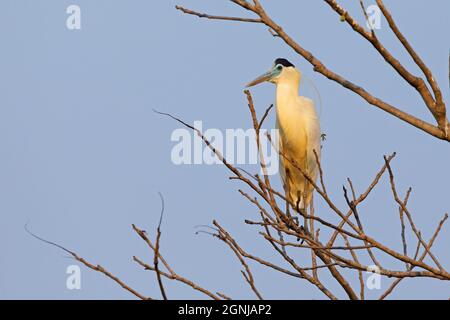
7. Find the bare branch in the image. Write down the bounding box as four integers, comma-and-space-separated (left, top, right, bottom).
379, 213, 448, 299
154, 192, 167, 300
25, 225, 151, 300
375, 0, 447, 133
175, 5, 262, 23
133, 256, 222, 300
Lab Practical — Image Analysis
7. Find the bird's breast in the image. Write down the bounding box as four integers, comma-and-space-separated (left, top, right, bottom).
275, 96, 320, 163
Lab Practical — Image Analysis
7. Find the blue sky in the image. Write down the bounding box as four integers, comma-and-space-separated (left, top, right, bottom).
0, 0, 449, 299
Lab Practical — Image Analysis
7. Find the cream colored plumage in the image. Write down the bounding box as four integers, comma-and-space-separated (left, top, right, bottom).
247, 58, 321, 221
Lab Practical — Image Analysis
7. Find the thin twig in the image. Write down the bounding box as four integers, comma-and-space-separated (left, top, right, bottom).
154, 192, 167, 300
24, 224, 151, 300
175, 5, 262, 23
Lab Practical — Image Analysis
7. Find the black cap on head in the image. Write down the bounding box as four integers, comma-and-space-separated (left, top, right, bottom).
274, 58, 295, 68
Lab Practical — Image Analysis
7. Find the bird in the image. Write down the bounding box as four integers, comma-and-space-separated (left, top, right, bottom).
246, 58, 321, 231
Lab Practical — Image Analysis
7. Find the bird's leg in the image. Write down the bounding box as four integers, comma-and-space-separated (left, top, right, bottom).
309, 196, 315, 239
292, 197, 300, 226
277, 229, 287, 255
301, 156, 311, 235
284, 169, 292, 219
284, 169, 299, 227
294, 190, 310, 236
286, 201, 299, 226
285, 197, 291, 218
293, 190, 308, 244
302, 190, 309, 235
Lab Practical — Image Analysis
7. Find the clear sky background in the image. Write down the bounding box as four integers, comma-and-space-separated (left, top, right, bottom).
1, 0, 449, 299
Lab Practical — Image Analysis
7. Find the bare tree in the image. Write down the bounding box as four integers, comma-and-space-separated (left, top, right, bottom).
29, 1, 449, 299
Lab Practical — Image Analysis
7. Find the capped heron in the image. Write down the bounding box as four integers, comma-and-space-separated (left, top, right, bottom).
246, 58, 321, 230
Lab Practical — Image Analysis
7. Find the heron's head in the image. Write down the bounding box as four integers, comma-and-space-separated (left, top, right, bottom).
246, 58, 300, 88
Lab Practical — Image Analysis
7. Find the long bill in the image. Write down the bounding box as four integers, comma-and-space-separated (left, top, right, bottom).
245, 70, 274, 88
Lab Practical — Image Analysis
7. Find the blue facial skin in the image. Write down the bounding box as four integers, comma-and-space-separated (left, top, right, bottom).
267, 64, 283, 81
246, 64, 283, 88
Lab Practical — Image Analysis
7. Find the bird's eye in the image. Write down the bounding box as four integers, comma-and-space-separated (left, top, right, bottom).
277, 65, 283, 70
